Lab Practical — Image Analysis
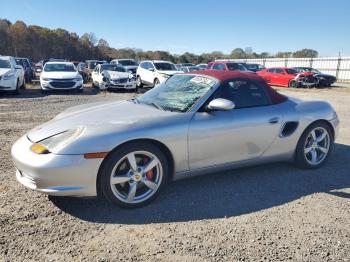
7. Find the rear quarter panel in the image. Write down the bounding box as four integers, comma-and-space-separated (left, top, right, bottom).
262, 97, 337, 159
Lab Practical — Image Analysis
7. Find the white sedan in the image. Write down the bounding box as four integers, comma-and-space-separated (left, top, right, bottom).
91, 64, 136, 91
0, 56, 25, 95
40, 62, 83, 92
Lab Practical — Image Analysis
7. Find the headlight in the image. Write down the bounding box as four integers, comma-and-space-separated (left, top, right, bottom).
3, 72, 15, 80
128, 73, 136, 81
30, 128, 83, 154
74, 75, 83, 81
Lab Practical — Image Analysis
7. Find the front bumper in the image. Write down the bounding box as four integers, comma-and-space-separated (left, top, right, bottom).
11, 135, 102, 197
41, 80, 83, 91
107, 80, 136, 90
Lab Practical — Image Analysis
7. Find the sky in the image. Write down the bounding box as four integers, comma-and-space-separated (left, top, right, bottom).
1, 0, 350, 56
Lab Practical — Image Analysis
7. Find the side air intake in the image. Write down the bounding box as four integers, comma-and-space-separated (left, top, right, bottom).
281, 121, 299, 137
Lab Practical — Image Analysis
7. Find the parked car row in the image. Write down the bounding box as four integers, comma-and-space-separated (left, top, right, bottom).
207, 61, 336, 88
1, 54, 338, 95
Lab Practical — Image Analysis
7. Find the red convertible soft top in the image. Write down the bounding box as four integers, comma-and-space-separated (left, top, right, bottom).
190, 70, 287, 105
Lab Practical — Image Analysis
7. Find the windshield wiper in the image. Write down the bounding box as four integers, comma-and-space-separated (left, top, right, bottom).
150, 102, 164, 111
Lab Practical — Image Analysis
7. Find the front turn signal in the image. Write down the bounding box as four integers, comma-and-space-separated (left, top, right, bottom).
30, 143, 50, 154
84, 152, 108, 159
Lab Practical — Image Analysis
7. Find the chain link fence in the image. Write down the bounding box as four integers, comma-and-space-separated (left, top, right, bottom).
217, 57, 350, 82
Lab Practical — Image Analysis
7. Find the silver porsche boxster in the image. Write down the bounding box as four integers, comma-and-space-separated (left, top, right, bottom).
11, 70, 339, 208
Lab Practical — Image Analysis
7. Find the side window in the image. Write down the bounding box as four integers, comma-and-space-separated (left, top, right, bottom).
140, 62, 147, 69
238, 64, 246, 71
206, 63, 213, 69
212, 63, 225, 70
212, 79, 270, 109
267, 68, 275, 73
148, 62, 155, 69
94, 66, 99, 73
275, 68, 284, 74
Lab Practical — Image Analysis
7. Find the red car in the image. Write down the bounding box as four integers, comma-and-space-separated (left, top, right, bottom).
257, 67, 317, 88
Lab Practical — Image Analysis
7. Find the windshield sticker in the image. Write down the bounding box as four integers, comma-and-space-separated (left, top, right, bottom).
190, 76, 215, 86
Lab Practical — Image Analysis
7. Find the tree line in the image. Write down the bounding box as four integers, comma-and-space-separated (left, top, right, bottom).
0, 19, 319, 64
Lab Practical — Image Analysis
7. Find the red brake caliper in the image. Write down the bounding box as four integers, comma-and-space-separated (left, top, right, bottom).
144, 157, 154, 180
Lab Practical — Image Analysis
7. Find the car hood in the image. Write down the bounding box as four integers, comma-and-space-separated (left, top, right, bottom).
27, 100, 176, 142
41, 71, 79, 79
104, 70, 129, 79
0, 68, 11, 76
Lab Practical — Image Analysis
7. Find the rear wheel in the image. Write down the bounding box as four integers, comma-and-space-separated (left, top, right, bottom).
295, 122, 333, 169
99, 142, 168, 208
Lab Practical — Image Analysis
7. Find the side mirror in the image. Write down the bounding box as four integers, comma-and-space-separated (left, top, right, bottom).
207, 98, 235, 111
148, 68, 155, 72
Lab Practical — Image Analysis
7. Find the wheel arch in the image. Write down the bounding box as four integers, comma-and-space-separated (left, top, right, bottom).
303, 119, 335, 140
96, 138, 175, 195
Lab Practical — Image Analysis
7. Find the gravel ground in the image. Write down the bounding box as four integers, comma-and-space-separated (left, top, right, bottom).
0, 84, 349, 262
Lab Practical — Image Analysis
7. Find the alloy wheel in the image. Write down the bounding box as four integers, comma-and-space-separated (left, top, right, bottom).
304, 127, 330, 166
109, 151, 163, 204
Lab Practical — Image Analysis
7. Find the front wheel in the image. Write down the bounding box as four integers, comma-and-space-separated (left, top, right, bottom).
136, 76, 143, 88
13, 79, 20, 95
288, 80, 298, 88
153, 78, 160, 87
98, 142, 169, 208
295, 122, 333, 169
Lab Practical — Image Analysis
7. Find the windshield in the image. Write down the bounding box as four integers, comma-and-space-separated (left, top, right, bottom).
44, 63, 76, 72
87, 61, 105, 69
101, 64, 126, 72
0, 59, 11, 68
118, 60, 138, 66
15, 59, 25, 67
226, 63, 247, 71
137, 74, 217, 112
154, 62, 177, 71
286, 68, 298, 74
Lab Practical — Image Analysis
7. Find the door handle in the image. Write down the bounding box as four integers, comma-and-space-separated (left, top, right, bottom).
269, 117, 280, 124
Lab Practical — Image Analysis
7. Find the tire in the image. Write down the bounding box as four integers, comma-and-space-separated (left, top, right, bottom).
13, 79, 20, 95
98, 141, 169, 208
295, 121, 333, 169
288, 80, 298, 88
153, 78, 160, 87
136, 76, 143, 88
21, 78, 26, 90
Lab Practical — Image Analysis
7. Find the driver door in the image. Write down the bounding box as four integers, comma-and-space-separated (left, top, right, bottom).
188, 79, 283, 170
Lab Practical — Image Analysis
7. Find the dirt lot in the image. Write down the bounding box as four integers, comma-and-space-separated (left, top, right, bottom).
0, 84, 349, 262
